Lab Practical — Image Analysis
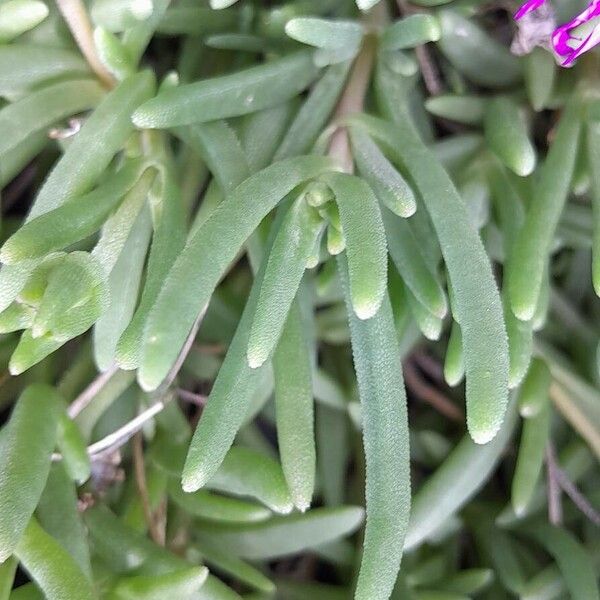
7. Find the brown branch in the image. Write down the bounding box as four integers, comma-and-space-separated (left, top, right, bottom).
132, 432, 163, 545
55, 0, 115, 88
328, 35, 377, 172
176, 388, 207, 407
545, 443, 563, 525
403, 361, 464, 422
67, 364, 119, 418
553, 460, 600, 526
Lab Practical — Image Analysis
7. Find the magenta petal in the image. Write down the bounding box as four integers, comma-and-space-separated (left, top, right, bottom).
551, 0, 600, 63
514, 0, 547, 19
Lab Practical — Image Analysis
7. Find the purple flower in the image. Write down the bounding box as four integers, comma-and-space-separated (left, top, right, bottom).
514, 0, 600, 65
514, 0, 548, 20
552, 0, 600, 65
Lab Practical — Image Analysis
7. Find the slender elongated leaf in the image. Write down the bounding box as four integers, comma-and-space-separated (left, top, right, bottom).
384, 210, 447, 318
381, 15, 441, 50
140, 155, 333, 391
524, 525, 600, 600
107, 566, 208, 599
205, 446, 293, 514
15, 518, 95, 600
36, 464, 91, 577
508, 98, 582, 320
0, 45, 88, 94
405, 399, 517, 550
338, 255, 410, 600
444, 322, 464, 387
133, 51, 319, 128
94, 206, 152, 371
323, 173, 387, 320
247, 195, 322, 368
437, 11, 521, 88
275, 61, 350, 160
116, 172, 187, 370
425, 95, 485, 126
273, 301, 315, 511
351, 114, 509, 443
1, 159, 150, 264
518, 357, 551, 418
177, 122, 249, 194
169, 484, 271, 523
0, 0, 48, 42
0, 79, 103, 159
285, 18, 363, 50
350, 128, 416, 218
195, 506, 364, 560
0, 385, 61, 561
196, 540, 275, 593
484, 97, 536, 176
511, 404, 550, 516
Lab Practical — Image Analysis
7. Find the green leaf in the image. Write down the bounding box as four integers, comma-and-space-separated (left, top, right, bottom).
205, 446, 293, 514
91, 0, 154, 32
323, 173, 387, 320
275, 61, 351, 160
15, 518, 95, 600
116, 171, 187, 370
407, 287, 443, 340
0, 384, 61, 561
195, 506, 364, 560
338, 255, 410, 600
0, 558, 16, 600
273, 301, 316, 511
425, 95, 485, 125
107, 566, 208, 600
157, 6, 238, 36
36, 464, 92, 577
508, 98, 582, 320
32, 252, 109, 343
444, 321, 464, 387
586, 119, 600, 296
92, 170, 156, 274
511, 404, 550, 516
484, 97, 536, 177
405, 399, 517, 550
57, 414, 91, 485
524, 48, 555, 112
247, 195, 322, 368
0, 45, 88, 95
1, 159, 150, 264
0, 79, 104, 161
381, 15, 441, 50
0, 71, 155, 313
195, 540, 275, 593
93, 206, 152, 371
524, 524, 600, 600
169, 484, 272, 523
139, 155, 333, 391
29, 71, 155, 221
384, 210, 447, 318
285, 18, 363, 50
0, 0, 48, 42
437, 11, 521, 88
439, 569, 494, 595
94, 27, 135, 80
177, 121, 249, 194
133, 51, 319, 128
352, 114, 509, 443
518, 357, 551, 418
350, 128, 417, 218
